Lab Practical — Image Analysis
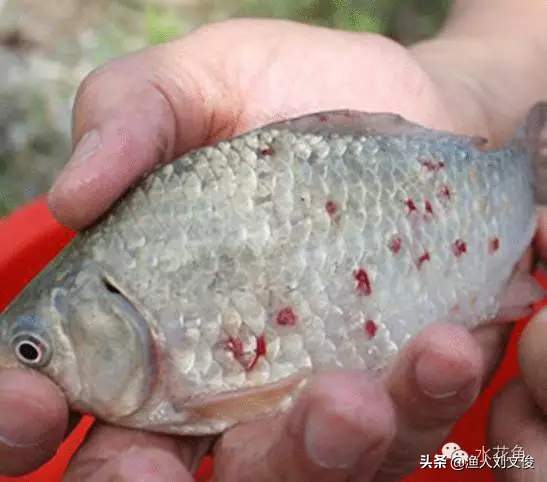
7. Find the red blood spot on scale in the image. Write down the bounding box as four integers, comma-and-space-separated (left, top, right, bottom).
404, 198, 417, 214
226, 337, 244, 358
420, 159, 445, 172
437, 184, 451, 200
259, 145, 275, 156
489, 237, 500, 253
326, 200, 338, 217
247, 335, 267, 371
226, 335, 267, 372
389, 235, 402, 254
256, 335, 267, 356
424, 201, 434, 215
452, 239, 467, 257
416, 251, 430, 269
319, 114, 328, 122
354, 268, 372, 295
364, 319, 378, 339
276, 306, 298, 326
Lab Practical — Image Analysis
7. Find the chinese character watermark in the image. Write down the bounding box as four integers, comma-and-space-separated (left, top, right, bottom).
419, 442, 535, 471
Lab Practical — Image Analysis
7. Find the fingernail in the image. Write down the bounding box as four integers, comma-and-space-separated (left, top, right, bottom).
0, 397, 49, 447
415, 350, 476, 399
303, 402, 371, 469
70, 130, 101, 165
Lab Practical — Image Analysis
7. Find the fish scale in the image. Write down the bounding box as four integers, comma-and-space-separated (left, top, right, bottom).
120, 129, 506, 380
1, 105, 546, 438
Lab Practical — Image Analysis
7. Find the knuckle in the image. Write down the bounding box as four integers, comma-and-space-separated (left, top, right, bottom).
74, 62, 112, 108
72, 58, 134, 131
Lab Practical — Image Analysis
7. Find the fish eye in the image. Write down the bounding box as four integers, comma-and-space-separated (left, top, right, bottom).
11, 332, 51, 368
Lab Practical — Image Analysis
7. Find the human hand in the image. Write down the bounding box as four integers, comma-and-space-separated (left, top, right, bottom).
1, 13, 544, 480
488, 207, 547, 481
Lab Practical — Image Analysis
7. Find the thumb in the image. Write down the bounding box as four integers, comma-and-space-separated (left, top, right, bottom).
47, 37, 239, 230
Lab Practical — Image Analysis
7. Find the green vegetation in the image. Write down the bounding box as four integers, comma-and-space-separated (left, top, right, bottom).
145, 5, 187, 45
144, 0, 451, 46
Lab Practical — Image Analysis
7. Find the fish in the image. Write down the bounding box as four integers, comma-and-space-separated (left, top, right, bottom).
1, 103, 547, 438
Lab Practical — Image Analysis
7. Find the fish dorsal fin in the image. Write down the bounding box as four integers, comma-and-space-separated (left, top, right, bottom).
261, 110, 446, 138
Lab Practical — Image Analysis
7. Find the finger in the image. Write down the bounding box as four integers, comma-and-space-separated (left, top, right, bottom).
517, 308, 547, 414
0, 369, 68, 476
63, 424, 198, 482
213, 370, 396, 482
488, 380, 545, 481
486, 308, 547, 481
472, 323, 513, 389
374, 323, 485, 481
534, 206, 547, 261
47, 33, 240, 230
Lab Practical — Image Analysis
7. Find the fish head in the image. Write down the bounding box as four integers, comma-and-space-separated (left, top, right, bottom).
0, 247, 156, 422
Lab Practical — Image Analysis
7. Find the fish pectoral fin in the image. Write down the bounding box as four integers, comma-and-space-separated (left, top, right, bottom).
177, 373, 307, 429
494, 271, 547, 322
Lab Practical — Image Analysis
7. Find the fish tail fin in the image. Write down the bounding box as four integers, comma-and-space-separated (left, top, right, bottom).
520, 101, 547, 204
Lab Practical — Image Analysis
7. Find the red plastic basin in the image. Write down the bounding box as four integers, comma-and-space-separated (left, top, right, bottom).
0, 197, 543, 481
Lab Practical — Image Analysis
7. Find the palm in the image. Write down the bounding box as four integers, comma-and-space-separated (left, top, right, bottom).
180, 20, 455, 148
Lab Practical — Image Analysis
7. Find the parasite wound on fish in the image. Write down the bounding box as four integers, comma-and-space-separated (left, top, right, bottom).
489, 237, 500, 253
452, 239, 467, 257
11, 332, 51, 367
388, 234, 402, 254
404, 198, 418, 215
255, 335, 267, 360
364, 319, 378, 339
416, 251, 431, 269
437, 184, 451, 201
225, 335, 267, 371
354, 268, 372, 296
276, 306, 298, 326
245, 335, 267, 372
325, 200, 338, 217
419, 158, 445, 173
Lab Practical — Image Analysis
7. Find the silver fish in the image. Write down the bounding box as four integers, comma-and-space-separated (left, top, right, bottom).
1, 103, 547, 437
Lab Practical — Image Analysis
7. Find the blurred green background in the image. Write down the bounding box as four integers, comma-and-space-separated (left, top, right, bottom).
0, 0, 451, 217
